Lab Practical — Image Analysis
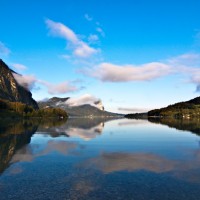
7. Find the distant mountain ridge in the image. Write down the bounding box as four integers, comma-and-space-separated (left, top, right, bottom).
0, 59, 38, 109
38, 97, 120, 117
124, 96, 200, 119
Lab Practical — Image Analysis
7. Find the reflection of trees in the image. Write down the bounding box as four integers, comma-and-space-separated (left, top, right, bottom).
148, 118, 200, 135
0, 119, 38, 136
0, 118, 67, 136
0, 117, 116, 174
0, 125, 36, 173
0, 118, 67, 174
38, 118, 67, 129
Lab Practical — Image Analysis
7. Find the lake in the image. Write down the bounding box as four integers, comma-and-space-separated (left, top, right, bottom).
1, 117, 200, 200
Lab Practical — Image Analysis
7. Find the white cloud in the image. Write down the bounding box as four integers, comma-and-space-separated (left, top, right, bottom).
80, 52, 200, 94
0, 41, 10, 56
96, 27, 105, 37
88, 34, 99, 44
73, 42, 97, 58
168, 53, 200, 92
45, 19, 98, 58
118, 107, 151, 113
13, 73, 37, 90
167, 53, 200, 68
61, 54, 71, 60
84, 14, 105, 38
11, 63, 27, 71
46, 19, 79, 43
40, 81, 78, 95
84, 14, 93, 21
13, 72, 78, 94
65, 94, 103, 109
82, 62, 172, 82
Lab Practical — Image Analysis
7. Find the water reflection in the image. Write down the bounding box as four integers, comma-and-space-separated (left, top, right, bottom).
37, 117, 116, 140
118, 119, 148, 126
80, 150, 200, 183
0, 117, 111, 173
11, 140, 78, 163
149, 118, 200, 135
0, 120, 37, 174
1, 118, 200, 199
0, 118, 67, 173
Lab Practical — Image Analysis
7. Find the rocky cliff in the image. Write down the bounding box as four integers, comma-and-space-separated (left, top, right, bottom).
0, 59, 38, 109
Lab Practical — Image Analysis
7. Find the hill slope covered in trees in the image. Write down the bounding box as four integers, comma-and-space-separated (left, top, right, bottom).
148, 97, 200, 118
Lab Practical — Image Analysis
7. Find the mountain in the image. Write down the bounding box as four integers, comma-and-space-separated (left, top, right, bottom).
38, 97, 121, 117
125, 112, 148, 119
148, 96, 200, 118
0, 59, 38, 109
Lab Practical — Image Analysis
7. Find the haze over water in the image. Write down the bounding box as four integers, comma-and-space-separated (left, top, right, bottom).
1, 118, 200, 200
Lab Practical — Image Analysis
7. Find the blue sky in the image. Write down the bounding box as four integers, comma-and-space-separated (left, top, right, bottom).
0, 0, 200, 113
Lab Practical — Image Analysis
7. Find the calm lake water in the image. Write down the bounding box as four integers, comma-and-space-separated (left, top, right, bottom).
1, 117, 200, 200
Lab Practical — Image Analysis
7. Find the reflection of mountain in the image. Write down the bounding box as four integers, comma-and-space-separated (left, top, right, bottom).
0, 119, 67, 173
81, 151, 200, 183
0, 117, 114, 174
38, 117, 114, 140
0, 123, 37, 173
149, 118, 200, 135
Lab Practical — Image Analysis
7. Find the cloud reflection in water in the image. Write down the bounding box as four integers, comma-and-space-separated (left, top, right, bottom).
11, 140, 78, 163
81, 150, 200, 183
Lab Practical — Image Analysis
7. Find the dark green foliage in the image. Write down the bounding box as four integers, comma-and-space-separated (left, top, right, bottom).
35, 107, 68, 118
125, 113, 148, 119
148, 97, 200, 118
0, 98, 68, 119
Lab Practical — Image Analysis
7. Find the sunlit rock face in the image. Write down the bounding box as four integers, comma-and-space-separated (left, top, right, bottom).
0, 59, 38, 109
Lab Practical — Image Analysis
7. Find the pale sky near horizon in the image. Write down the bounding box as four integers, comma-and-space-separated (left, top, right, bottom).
0, 0, 200, 113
